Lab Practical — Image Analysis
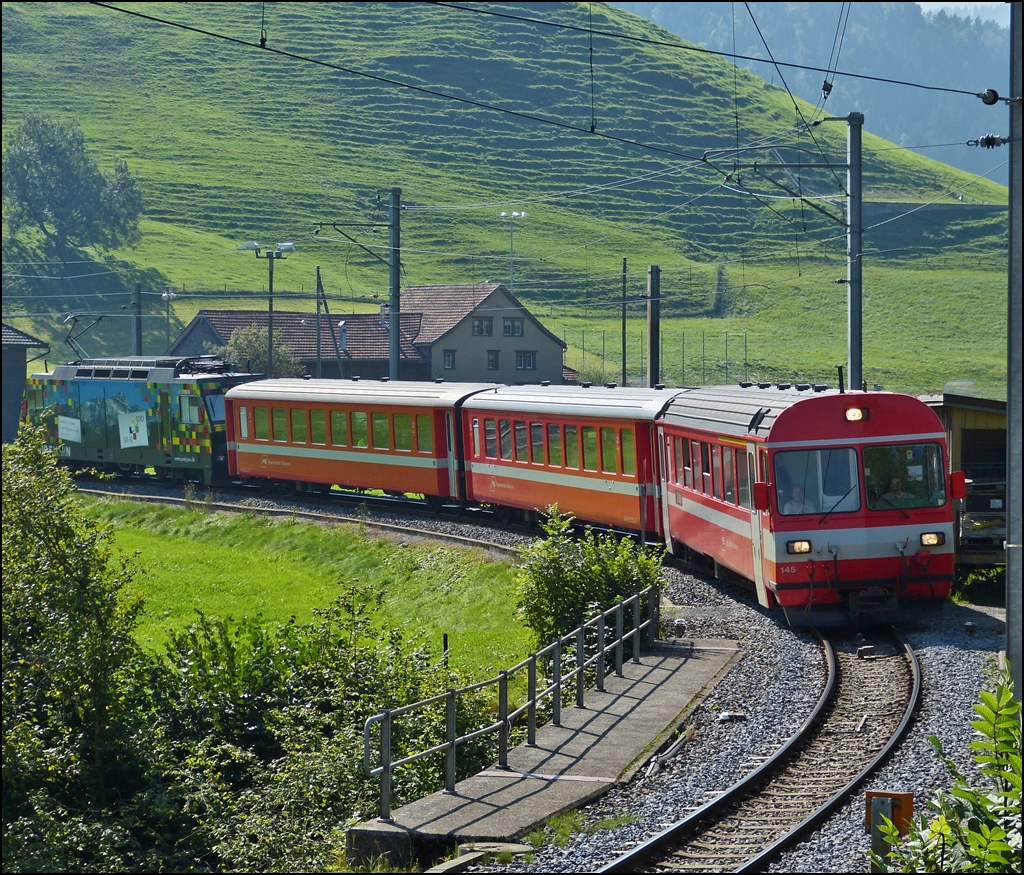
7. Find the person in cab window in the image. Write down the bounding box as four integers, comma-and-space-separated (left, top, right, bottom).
882, 476, 913, 504
783, 484, 816, 514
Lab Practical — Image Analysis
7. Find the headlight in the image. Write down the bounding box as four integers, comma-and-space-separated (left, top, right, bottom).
787, 540, 812, 554
920, 532, 945, 546
845, 407, 869, 422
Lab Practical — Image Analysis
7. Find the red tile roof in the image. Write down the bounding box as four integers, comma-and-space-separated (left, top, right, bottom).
2, 323, 48, 347
400, 283, 502, 344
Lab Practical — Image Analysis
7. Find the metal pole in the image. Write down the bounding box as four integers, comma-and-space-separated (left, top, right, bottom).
621, 257, 627, 386
389, 187, 401, 381
445, 689, 456, 792
1006, 0, 1022, 700
847, 112, 864, 392
647, 265, 660, 387
316, 266, 322, 379
509, 216, 515, 292
527, 654, 537, 746
498, 670, 509, 768
553, 639, 562, 726
725, 331, 729, 384
267, 253, 274, 379
132, 282, 142, 356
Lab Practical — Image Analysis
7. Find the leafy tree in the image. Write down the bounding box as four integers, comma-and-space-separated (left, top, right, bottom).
206, 323, 304, 378
2, 114, 142, 254
874, 666, 1022, 873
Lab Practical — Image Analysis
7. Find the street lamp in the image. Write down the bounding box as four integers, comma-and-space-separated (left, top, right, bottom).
499, 211, 527, 294
235, 241, 295, 378
161, 288, 177, 352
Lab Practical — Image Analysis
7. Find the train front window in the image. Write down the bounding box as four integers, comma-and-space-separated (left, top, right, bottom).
204, 394, 226, 423
774, 448, 860, 515
864, 443, 946, 510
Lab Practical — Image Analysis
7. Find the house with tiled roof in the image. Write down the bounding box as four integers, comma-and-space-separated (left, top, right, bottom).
167, 283, 568, 384
3, 323, 49, 442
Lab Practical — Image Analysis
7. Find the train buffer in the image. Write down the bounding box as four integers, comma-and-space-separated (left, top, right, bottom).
346, 639, 741, 870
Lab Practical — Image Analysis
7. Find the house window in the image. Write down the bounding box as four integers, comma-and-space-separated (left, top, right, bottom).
487, 350, 500, 370
516, 351, 536, 370
472, 318, 493, 336
504, 318, 524, 337
443, 350, 455, 369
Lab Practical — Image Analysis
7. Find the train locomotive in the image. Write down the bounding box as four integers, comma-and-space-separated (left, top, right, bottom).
22, 365, 966, 626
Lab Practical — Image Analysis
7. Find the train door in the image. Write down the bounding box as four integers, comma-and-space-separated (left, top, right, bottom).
657, 427, 672, 548
445, 410, 459, 498
751, 447, 772, 608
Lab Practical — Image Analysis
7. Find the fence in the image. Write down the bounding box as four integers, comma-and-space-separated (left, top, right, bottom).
362, 585, 659, 821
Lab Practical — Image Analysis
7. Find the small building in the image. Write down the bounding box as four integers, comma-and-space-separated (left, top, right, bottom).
168, 282, 568, 384
2, 324, 49, 442
921, 391, 1007, 565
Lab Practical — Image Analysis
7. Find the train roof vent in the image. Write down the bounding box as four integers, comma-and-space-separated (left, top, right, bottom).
796, 383, 811, 391
739, 381, 753, 388
435, 377, 444, 384
75, 368, 94, 377
302, 374, 311, 380
351, 376, 361, 381
129, 369, 150, 380
655, 383, 665, 390
581, 381, 592, 388
776, 383, 791, 390
111, 368, 130, 379
380, 376, 389, 382
540, 380, 550, 386
813, 384, 829, 392
605, 382, 617, 388
757, 382, 772, 389
93, 368, 111, 377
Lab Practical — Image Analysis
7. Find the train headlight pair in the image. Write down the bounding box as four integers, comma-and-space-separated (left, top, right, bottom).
920, 532, 945, 546
786, 540, 812, 554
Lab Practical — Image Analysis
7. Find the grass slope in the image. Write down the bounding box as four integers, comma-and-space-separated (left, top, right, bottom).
1, 1, 1009, 396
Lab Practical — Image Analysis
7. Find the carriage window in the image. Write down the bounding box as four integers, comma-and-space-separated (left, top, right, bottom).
701, 443, 712, 494
291, 408, 308, 443
515, 421, 529, 462
691, 440, 703, 492
394, 414, 412, 451
310, 410, 326, 445
180, 394, 202, 424
564, 425, 579, 469
254, 406, 269, 440
416, 414, 433, 453
330, 411, 348, 446
737, 451, 751, 508
682, 438, 692, 488
672, 436, 684, 483
547, 423, 562, 466
238, 406, 249, 440
722, 447, 735, 503
775, 447, 860, 514
601, 427, 618, 474
272, 408, 288, 442
484, 419, 498, 458
351, 411, 368, 448
711, 445, 724, 499
864, 443, 944, 510
621, 428, 635, 477
530, 423, 544, 464
499, 419, 513, 460
372, 413, 390, 449
582, 426, 598, 472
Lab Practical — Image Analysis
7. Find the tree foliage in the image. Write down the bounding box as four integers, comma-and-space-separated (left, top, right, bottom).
874, 666, 1022, 873
206, 323, 304, 378
515, 506, 663, 647
2, 114, 142, 254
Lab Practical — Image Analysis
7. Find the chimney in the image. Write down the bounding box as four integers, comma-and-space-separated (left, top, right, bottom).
337, 321, 347, 351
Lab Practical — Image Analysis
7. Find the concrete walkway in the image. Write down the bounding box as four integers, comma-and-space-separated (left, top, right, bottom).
347, 638, 741, 868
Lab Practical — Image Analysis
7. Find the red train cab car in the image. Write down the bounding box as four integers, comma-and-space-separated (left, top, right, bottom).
461, 385, 681, 535
659, 385, 963, 626
225, 379, 495, 502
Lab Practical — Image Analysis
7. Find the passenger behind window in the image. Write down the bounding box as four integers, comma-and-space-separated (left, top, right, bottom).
783, 484, 817, 515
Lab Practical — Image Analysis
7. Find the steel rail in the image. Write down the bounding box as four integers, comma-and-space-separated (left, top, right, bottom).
599, 630, 919, 873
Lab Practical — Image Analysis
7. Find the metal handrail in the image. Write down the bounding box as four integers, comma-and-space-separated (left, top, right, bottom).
362, 584, 659, 820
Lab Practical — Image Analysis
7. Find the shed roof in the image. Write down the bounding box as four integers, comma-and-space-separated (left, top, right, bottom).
2, 323, 48, 348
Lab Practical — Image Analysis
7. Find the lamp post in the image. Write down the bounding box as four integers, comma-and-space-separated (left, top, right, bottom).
499, 211, 527, 294
162, 289, 177, 352
236, 241, 295, 378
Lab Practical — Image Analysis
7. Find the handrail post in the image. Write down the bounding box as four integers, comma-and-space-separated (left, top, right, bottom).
576, 626, 586, 707
597, 613, 606, 692
378, 710, 393, 821
445, 689, 457, 793
633, 594, 642, 663
552, 638, 562, 726
527, 654, 537, 746
647, 584, 659, 647
615, 603, 624, 676
498, 670, 509, 769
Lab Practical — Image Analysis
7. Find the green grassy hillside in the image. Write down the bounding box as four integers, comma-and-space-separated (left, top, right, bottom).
1, 2, 1009, 396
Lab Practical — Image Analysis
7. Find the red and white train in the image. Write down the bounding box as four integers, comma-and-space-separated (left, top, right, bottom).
225, 378, 965, 626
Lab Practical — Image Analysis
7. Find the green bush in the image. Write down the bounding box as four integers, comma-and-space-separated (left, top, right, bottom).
873, 666, 1022, 873
515, 506, 663, 647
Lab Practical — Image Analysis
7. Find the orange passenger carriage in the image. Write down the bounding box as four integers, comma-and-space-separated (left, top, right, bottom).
460, 385, 681, 535
658, 385, 966, 626
224, 379, 496, 504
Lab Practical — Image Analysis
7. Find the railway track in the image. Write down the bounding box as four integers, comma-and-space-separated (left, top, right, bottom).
599, 630, 920, 873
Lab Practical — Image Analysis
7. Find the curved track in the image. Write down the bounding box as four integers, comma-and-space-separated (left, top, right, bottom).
599, 630, 920, 873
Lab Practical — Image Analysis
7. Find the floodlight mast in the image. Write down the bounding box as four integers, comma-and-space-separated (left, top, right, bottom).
235, 241, 294, 378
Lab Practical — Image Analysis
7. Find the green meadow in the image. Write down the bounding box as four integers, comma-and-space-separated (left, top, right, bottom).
80, 496, 529, 679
